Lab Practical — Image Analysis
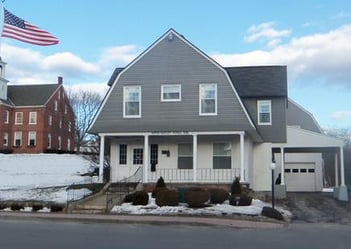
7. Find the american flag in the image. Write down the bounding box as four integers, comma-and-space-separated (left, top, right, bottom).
1, 8, 59, 46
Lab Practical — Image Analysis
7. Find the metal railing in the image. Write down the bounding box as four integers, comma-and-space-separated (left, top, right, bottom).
66, 177, 102, 205
106, 167, 143, 210
148, 168, 240, 183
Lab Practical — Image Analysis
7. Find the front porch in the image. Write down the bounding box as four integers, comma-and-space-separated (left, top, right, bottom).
98, 131, 249, 184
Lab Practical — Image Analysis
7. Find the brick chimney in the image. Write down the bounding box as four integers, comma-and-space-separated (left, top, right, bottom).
58, 76, 63, 85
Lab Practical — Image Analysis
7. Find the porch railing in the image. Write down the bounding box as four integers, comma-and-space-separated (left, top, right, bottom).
148, 168, 240, 183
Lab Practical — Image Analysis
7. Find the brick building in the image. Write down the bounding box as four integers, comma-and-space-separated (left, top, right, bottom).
0, 58, 75, 153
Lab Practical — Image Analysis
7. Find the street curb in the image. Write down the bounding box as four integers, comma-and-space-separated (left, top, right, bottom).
0, 212, 287, 229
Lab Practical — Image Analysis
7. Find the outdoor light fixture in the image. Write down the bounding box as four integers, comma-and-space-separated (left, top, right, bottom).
270, 160, 276, 209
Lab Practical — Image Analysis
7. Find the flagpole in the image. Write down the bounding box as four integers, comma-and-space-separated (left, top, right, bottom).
0, 1, 3, 56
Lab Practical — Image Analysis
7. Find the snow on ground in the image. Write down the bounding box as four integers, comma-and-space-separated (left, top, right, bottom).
0, 154, 96, 203
111, 193, 292, 218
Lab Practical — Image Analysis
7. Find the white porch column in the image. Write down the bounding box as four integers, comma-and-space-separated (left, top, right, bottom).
240, 133, 245, 182
143, 135, 149, 183
334, 152, 339, 187
99, 135, 105, 183
280, 147, 285, 185
193, 134, 198, 182
338, 146, 348, 201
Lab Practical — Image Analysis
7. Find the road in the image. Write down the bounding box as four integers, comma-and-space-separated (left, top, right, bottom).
0, 219, 350, 249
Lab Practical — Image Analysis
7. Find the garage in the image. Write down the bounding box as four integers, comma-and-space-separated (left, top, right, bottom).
284, 162, 316, 192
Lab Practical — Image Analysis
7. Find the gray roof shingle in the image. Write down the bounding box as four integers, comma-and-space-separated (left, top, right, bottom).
225, 66, 287, 97
7, 84, 59, 106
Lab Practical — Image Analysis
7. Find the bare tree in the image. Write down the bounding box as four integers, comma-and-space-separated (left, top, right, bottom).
324, 127, 351, 147
68, 88, 103, 152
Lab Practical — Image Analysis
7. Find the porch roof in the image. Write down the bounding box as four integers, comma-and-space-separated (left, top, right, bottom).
273, 126, 344, 149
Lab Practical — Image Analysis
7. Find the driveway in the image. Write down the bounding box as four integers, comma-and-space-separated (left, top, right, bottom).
282, 191, 351, 224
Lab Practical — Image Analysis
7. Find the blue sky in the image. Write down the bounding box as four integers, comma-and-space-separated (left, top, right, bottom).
1, 0, 351, 129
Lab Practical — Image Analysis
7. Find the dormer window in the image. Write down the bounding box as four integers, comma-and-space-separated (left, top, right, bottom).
257, 100, 272, 125
161, 84, 181, 102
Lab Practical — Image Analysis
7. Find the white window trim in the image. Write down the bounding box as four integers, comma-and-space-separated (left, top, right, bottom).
28, 131, 36, 146
3, 132, 8, 146
123, 86, 141, 118
48, 115, 52, 126
4, 110, 9, 124
15, 112, 23, 125
47, 134, 52, 149
29, 112, 37, 125
199, 83, 217, 116
14, 131, 22, 146
257, 100, 272, 125
161, 84, 181, 102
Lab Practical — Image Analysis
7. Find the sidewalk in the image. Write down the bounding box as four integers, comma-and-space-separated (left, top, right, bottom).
0, 211, 286, 229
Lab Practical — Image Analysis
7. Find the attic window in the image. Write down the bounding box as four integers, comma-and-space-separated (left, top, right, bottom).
161, 84, 181, 102
257, 100, 272, 125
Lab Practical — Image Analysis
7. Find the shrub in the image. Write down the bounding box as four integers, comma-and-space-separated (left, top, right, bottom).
32, 204, 44, 212
151, 186, 168, 198
50, 204, 64, 212
185, 190, 210, 208
155, 177, 166, 188
132, 191, 149, 206
0, 203, 7, 210
10, 203, 23, 211
231, 177, 242, 195
156, 190, 179, 207
229, 194, 252, 206
209, 188, 229, 204
261, 206, 284, 221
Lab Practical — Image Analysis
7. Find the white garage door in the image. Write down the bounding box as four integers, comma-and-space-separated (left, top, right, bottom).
285, 163, 316, 192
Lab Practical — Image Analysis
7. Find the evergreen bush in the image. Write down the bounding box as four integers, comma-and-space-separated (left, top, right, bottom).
231, 177, 242, 195
209, 188, 229, 204
156, 190, 179, 207
185, 190, 210, 208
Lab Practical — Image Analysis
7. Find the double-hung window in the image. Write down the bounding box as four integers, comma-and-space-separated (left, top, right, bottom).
161, 84, 181, 102
3, 132, 8, 146
29, 112, 37, 124
3, 110, 9, 124
123, 86, 141, 118
257, 100, 272, 125
177, 144, 193, 169
15, 112, 23, 124
28, 131, 36, 146
199, 84, 217, 115
213, 143, 232, 169
14, 131, 22, 147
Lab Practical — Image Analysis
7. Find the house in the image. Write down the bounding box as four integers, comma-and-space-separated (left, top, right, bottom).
0, 58, 75, 153
88, 29, 348, 201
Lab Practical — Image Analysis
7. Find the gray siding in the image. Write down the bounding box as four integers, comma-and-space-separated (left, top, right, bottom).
242, 97, 287, 143
90, 31, 255, 134
287, 100, 321, 133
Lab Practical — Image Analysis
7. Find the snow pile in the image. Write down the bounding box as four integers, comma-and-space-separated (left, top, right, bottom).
0, 154, 94, 189
0, 154, 96, 203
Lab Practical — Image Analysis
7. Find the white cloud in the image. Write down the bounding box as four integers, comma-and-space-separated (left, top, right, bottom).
41, 52, 100, 76
212, 24, 351, 87
1, 43, 140, 86
98, 45, 141, 68
244, 22, 291, 46
330, 110, 351, 121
